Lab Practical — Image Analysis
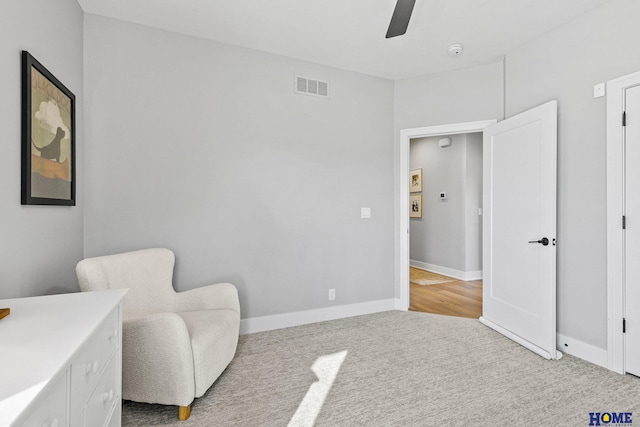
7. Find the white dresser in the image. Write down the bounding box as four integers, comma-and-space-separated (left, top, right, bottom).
0, 289, 127, 427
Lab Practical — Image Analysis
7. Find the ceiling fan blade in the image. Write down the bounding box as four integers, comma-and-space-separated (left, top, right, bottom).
386, 0, 416, 38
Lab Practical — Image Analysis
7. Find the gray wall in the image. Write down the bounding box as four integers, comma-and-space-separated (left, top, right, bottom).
0, 0, 84, 299
409, 134, 482, 272
504, 0, 640, 349
83, 15, 395, 319
4, 0, 638, 350
394, 62, 504, 297
394, 62, 505, 132
410, 135, 466, 270
464, 133, 483, 271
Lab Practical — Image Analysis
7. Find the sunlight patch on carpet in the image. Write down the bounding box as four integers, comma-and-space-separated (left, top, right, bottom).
288, 350, 348, 427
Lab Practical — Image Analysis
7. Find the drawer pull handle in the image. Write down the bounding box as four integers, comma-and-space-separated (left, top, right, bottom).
86, 360, 99, 375
41, 418, 59, 427
102, 389, 114, 403
108, 328, 118, 340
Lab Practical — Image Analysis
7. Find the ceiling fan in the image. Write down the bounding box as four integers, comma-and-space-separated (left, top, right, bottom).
386, 0, 416, 38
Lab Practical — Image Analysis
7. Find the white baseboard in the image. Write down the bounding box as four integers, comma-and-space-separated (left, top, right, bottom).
241, 301, 608, 370
240, 298, 400, 335
556, 333, 608, 368
410, 260, 482, 281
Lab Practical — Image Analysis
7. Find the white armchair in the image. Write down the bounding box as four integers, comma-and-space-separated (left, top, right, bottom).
76, 248, 240, 421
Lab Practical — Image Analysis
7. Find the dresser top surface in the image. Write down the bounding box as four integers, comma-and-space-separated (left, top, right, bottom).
0, 289, 126, 425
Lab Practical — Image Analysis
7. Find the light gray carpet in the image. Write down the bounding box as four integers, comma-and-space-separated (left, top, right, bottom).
122, 311, 640, 426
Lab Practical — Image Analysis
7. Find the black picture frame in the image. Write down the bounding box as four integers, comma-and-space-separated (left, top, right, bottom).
21, 51, 76, 206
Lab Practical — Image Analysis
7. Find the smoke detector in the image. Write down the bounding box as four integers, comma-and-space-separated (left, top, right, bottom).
447, 43, 464, 57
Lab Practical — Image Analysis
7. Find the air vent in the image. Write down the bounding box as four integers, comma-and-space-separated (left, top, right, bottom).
318, 81, 328, 97
296, 76, 307, 93
308, 79, 318, 95
295, 76, 329, 98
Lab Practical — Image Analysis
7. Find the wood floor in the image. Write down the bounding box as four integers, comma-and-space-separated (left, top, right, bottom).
409, 269, 482, 319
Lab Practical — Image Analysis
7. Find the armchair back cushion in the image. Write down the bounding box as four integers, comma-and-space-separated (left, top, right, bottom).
76, 248, 176, 319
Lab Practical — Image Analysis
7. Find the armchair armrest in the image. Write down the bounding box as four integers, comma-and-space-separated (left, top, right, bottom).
122, 312, 196, 406
174, 282, 240, 314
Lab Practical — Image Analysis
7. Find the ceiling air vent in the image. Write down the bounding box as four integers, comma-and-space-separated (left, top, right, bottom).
295, 76, 329, 99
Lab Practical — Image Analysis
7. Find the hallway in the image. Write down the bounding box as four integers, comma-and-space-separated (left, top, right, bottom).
409, 267, 482, 319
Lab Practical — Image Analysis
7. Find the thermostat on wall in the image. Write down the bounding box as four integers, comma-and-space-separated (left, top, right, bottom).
440, 192, 447, 200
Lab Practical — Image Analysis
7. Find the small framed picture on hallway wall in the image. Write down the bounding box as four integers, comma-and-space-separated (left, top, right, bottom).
410, 194, 422, 218
410, 168, 422, 192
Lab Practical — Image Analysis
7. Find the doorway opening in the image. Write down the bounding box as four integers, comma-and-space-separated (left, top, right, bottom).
398, 120, 496, 312
408, 132, 483, 318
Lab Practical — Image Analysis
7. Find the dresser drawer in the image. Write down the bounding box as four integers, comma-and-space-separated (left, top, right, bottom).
69, 306, 120, 420
106, 400, 121, 427
86, 355, 120, 427
20, 370, 67, 427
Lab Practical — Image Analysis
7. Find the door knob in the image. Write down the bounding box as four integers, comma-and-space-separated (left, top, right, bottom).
528, 237, 549, 246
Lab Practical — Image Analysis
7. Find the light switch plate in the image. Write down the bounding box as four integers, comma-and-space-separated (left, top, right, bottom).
593, 82, 605, 99
361, 207, 371, 219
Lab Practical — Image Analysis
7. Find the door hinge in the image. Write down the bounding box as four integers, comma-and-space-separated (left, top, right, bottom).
623, 215, 627, 230
623, 111, 627, 127
623, 318, 626, 333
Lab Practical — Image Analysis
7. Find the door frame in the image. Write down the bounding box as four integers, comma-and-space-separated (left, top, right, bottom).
606, 70, 640, 374
398, 120, 497, 310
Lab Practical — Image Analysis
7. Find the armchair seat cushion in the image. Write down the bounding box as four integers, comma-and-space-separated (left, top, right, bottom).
177, 309, 240, 397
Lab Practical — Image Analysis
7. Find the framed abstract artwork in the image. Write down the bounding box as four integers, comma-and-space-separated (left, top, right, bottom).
21, 51, 76, 206
410, 168, 422, 193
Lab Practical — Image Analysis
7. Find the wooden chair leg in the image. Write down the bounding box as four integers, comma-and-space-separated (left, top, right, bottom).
179, 405, 191, 421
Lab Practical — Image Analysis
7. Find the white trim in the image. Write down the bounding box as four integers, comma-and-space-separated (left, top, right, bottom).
399, 120, 496, 310
557, 333, 607, 369
239, 298, 399, 335
479, 317, 563, 360
410, 260, 482, 281
606, 70, 640, 374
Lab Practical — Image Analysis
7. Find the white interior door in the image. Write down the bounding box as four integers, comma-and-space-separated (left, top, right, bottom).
624, 85, 640, 376
480, 100, 560, 360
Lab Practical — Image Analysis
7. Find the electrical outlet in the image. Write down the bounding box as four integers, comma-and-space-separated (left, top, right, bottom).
328, 289, 336, 301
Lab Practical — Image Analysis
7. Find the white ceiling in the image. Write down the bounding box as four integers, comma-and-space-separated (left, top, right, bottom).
76, 0, 610, 81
